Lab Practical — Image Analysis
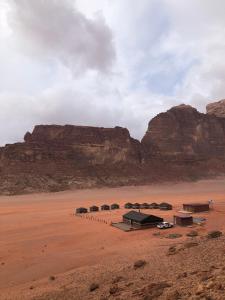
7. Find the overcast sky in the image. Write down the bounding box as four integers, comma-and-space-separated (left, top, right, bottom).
0, 0, 225, 145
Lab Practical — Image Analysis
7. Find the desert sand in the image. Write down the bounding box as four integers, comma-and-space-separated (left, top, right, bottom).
0, 178, 225, 300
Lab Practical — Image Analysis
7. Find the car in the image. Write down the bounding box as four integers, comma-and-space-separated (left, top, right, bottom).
157, 222, 173, 229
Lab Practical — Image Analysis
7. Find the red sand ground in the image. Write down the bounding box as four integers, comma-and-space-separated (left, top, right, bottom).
0, 178, 225, 299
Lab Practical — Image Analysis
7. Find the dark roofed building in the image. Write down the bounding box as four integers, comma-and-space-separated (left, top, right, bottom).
101, 204, 110, 211
111, 203, 120, 210
132, 203, 140, 209
90, 205, 99, 212
140, 203, 150, 209
159, 202, 172, 210
124, 202, 133, 209
183, 203, 209, 213
149, 203, 159, 209
76, 207, 88, 214
123, 211, 163, 229
173, 214, 193, 226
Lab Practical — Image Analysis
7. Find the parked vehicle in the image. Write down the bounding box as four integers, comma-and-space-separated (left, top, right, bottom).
157, 222, 173, 229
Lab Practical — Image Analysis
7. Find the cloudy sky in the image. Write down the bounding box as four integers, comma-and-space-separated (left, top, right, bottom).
0, 0, 225, 145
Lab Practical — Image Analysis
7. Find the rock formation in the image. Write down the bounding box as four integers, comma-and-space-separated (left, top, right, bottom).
206, 99, 225, 118
142, 104, 225, 161
0, 101, 225, 194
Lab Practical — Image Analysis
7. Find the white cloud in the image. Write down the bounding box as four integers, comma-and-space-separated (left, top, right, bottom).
0, 0, 225, 146
7, 0, 115, 74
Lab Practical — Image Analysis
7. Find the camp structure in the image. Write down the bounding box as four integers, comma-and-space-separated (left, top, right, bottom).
149, 202, 159, 209
89, 205, 99, 212
76, 207, 88, 214
173, 214, 193, 226
183, 203, 210, 213
132, 203, 141, 209
124, 202, 133, 209
140, 203, 150, 209
123, 211, 163, 229
101, 204, 110, 211
159, 202, 172, 210
111, 203, 120, 210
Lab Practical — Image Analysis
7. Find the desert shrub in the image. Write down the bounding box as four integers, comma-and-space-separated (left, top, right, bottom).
49, 275, 56, 281
165, 233, 182, 239
186, 230, 198, 237
167, 246, 177, 255
207, 231, 222, 239
109, 284, 120, 295
134, 259, 147, 269
89, 283, 99, 292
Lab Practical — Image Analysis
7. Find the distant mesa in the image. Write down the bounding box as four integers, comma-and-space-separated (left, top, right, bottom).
0, 99, 225, 195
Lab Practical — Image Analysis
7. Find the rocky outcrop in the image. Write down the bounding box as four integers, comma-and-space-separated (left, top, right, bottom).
0, 125, 143, 194
142, 104, 225, 162
0, 102, 225, 194
206, 99, 225, 118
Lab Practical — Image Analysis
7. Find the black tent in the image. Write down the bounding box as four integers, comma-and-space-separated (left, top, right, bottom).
140, 203, 150, 209
111, 203, 120, 209
123, 210, 163, 228
76, 207, 88, 214
101, 204, 110, 211
90, 205, 99, 212
132, 203, 140, 209
159, 202, 172, 210
149, 203, 159, 209
124, 202, 133, 209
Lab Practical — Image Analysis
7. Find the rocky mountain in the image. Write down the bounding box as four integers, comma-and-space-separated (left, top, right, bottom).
0, 101, 225, 194
206, 99, 225, 118
142, 104, 225, 162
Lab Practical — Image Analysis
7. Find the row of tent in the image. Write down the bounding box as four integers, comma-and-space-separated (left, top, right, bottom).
124, 202, 172, 210
76, 204, 120, 213
76, 202, 172, 214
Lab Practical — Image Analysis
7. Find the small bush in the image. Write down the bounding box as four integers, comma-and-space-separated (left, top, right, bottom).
167, 246, 177, 255
109, 284, 120, 295
165, 233, 182, 239
186, 230, 198, 237
89, 283, 99, 292
134, 259, 147, 269
49, 275, 56, 281
207, 231, 222, 239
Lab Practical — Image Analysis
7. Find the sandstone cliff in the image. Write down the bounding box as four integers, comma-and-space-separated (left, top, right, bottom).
206, 99, 225, 118
142, 104, 225, 161
0, 125, 143, 194
0, 101, 225, 194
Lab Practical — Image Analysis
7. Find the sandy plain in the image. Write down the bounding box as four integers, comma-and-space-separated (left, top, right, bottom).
0, 178, 225, 299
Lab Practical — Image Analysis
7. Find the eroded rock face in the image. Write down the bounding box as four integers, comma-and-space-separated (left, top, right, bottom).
206, 99, 225, 118
0, 102, 225, 195
0, 125, 142, 194
141, 104, 225, 162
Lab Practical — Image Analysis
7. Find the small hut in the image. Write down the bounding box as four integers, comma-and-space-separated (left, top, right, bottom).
123, 211, 163, 229
149, 203, 159, 209
101, 204, 110, 211
76, 207, 88, 214
173, 214, 193, 226
140, 203, 150, 209
111, 203, 120, 210
132, 203, 140, 209
159, 202, 173, 210
90, 205, 99, 212
124, 202, 133, 209
183, 203, 209, 213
